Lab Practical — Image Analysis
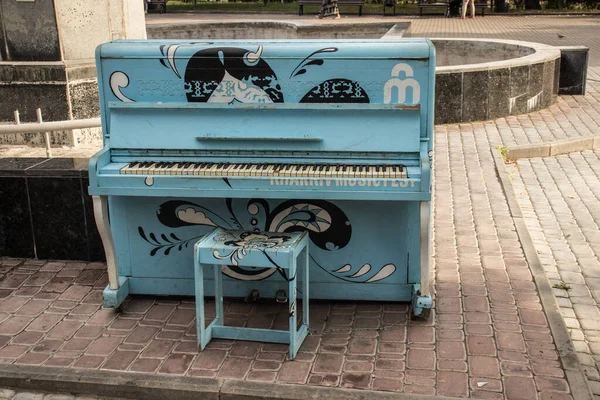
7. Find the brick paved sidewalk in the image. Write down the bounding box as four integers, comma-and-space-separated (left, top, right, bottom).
0, 255, 573, 399
510, 149, 600, 390
504, 82, 600, 397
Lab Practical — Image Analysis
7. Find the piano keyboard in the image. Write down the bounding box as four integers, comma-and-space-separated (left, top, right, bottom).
120, 162, 408, 179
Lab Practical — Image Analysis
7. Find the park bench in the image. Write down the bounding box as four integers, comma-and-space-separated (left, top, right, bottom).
147, 0, 167, 13
418, 0, 486, 16
297, 0, 365, 16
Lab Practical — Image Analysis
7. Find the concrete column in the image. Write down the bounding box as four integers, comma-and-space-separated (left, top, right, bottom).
0, 0, 146, 146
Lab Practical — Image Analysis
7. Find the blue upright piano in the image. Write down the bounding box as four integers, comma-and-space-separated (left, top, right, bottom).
89, 39, 435, 318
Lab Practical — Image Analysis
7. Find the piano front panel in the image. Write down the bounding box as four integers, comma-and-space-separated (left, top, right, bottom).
110, 196, 422, 301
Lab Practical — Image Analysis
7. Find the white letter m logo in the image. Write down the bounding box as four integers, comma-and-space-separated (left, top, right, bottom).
384, 63, 421, 105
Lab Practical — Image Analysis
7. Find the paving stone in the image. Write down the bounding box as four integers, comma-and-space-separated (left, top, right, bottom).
313, 353, 344, 374
371, 378, 404, 392
504, 376, 538, 400
85, 337, 122, 356
347, 337, 376, 355
129, 357, 161, 373
467, 336, 497, 356
407, 348, 435, 370
72, 355, 104, 369
535, 376, 571, 392
0, 316, 33, 335
159, 353, 194, 374
340, 372, 371, 389
438, 341, 466, 360
277, 361, 311, 384
101, 350, 138, 371
438, 371, 468, 397
247, 371, 277, 382
140, 340, 175, 358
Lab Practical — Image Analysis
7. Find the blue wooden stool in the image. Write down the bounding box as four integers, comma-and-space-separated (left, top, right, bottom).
194, 228, 310, 360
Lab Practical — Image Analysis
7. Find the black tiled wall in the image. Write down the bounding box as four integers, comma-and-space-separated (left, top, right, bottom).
0, 157, 105, 262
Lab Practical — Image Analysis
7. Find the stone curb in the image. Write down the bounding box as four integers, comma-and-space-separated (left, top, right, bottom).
0, 364, 463, 400
492, 148, 594, 400
505, 136, 600, 160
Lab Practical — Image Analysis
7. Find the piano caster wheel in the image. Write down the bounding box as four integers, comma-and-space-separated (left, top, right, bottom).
245, 289, 260, 303
275, 290, 287, 303
411, 306, 431, 320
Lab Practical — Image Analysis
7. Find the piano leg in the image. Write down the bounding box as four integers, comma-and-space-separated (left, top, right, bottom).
92, 195, 129, 308
412, 201, 433, 319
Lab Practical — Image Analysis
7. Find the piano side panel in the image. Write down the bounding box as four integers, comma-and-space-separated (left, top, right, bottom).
109, 196, 421, 301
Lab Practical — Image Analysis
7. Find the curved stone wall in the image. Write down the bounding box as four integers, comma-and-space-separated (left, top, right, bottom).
432, 39, 561, 124
147, 21, 400, 40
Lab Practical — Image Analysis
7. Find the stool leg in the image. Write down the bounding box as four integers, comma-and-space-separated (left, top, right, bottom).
214, 265, 224, 324
303, 247, 310, 328
194, 248, 207, 351
288, 258, 298, 360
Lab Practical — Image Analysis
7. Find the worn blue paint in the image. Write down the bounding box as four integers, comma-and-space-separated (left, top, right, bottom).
195, 228, 310, 360
89, 39, 435, 318
411, 284, 432, 318
102, 277, 130, 308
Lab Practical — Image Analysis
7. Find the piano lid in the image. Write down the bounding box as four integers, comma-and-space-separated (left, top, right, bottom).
98, 39, 434, 60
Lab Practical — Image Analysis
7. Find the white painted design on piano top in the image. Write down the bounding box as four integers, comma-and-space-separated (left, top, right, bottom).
110, 72, 134, 102
244, 45, 263, 65
384, 63, 421, 105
